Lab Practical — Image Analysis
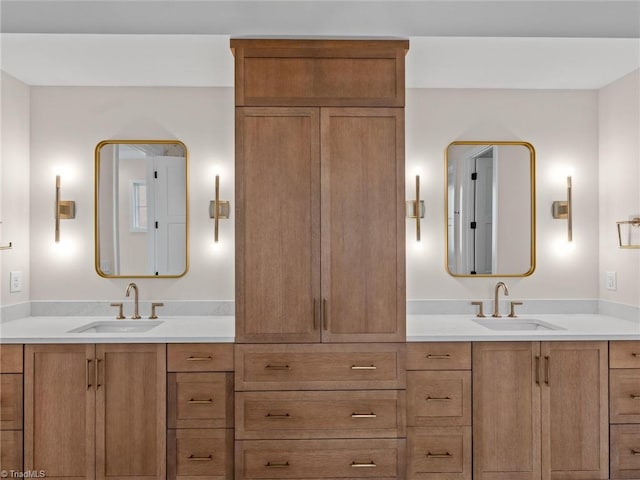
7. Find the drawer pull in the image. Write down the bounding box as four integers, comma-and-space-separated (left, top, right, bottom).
352, 413, 377, 418
351, 365, 377, 370
265, 364, 291, 370
427, 452, 452, 459
351, 461, 377, 468
632, 450, 640, 456
188, 454, 213, 461
187, 356, 213, 361
426, 396, 451, 401
426, 354, 451, 359
266, 462, 290, 468
632, 353, 640, 358
266, 413, 291, 418
188, 398, 213, 404
630, 394, 640, 400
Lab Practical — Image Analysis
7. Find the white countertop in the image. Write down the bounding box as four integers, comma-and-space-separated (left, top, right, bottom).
0, 314, 638, 344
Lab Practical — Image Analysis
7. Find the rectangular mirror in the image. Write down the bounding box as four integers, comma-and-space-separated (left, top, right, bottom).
445, 141, 535, 277
95, 140, 188, 277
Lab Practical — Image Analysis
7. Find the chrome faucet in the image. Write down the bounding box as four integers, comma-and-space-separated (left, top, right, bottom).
493, 281, 510, 317
125, 282, 141, 319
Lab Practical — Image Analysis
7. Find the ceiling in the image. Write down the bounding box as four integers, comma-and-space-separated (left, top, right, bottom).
1, 1, 639, 89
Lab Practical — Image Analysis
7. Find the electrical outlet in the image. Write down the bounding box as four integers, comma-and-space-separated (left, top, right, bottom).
10, 271, 22, 293
606, 271, 617, 291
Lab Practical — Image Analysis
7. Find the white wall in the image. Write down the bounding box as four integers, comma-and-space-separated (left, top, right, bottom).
23, 85, 600, 305
1, 72, 31, 308
598, 69, 640, 307
29, 86, 235, 302
406, 89, 600, 301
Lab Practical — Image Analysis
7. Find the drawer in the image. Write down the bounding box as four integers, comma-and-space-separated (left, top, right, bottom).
407, 343, 471, 371
611, 424, 640, 479
610, 369, 640, 424
610, 341, 640, 369
235, 438, 406, 479
0, 345, 23, 373
236, 390, 405, 439
168, 373, 233, 429
0, 430, 23, 471
407, 371, 471, 426
407, 426, 471, 480
235, 343, 405, 391
168, 428, 233, 479
168, 344, 234, 372
0, 374, 23, 430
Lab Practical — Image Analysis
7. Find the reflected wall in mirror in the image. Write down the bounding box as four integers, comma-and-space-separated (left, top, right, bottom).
445, 141, 536, 277
95, 140, 188, 277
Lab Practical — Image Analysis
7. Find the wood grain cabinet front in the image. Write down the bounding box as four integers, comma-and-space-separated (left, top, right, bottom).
610, 424, 640, 479
167, 428, 234, 480
407, 426, 471, 480
0, 345, 23, 472
610, 341, 640, 369
168, 372, 234, 429
407, 343, 471, 371
407, 371, 471, 427
236, 438, 405, 479
168, 344, 234, 372
610, 369, 640, 424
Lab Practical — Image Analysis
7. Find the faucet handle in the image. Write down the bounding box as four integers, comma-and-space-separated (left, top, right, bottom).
110, 303, 125, 319
471, 301, 486, 318
509, 301, 524, 318
149, 302, 164, 319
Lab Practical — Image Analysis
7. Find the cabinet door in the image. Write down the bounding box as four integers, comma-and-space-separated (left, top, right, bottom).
473, 342, 541, 480
95, 344, 166, 480
320, 108, 405, 342
541, 341, 608, 480
24, 344, 95, 479
236, 107, 321, 343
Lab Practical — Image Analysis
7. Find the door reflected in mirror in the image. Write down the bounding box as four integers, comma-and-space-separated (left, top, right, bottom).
445, 141, 536, 277
95, 140, 188, 278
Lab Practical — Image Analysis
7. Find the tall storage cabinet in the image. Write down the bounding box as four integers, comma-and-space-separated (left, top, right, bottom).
232, 38, 409, 480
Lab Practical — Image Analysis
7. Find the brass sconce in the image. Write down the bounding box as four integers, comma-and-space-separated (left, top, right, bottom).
209, 175, 230, 243
552, 176, 572, 242
405, 175, 425, 241
55, 175, 76, 242
617, 217, 640, 249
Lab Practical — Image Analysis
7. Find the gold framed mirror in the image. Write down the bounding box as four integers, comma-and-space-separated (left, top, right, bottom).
445, 141, 536, 277
95, 140, 188, 278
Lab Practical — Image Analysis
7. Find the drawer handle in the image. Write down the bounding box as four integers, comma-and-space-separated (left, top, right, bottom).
266, 413, 291, 419
631, 394, 640, 400
632, 353, 640, 358
352, 413, 377, 418
426, 354, 451, 359
265, 364, 291, 370
188, 398, 213, 404
427, 452, 452, 459
351, 461, 376, 468
266, 462, 290, 468
187, 356, 213, 361
632, 450, 640, 456
351, 365, 377, 370
426, 396, 451, 401
188, 454, 213, 461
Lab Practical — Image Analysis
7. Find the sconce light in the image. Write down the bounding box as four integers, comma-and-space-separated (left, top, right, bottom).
55, 175, 76, 243
0, 221, 11, 250
617, 217, 640, 249
405, 175, 425, 241
552, 176, 572, 242
209, 175, 230, 243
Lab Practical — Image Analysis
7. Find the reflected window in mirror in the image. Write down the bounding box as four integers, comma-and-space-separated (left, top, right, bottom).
445, 141, 536, 277
95, 140, 188, 278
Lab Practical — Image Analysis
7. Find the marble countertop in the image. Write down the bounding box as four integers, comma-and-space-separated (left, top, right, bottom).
0, 314, 638, 344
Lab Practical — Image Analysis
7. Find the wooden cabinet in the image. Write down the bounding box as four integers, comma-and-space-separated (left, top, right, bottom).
234, 40, 407, 344
473, 341, 608, 480
24, 344, 166, 480
407, 342, 471, 480
0, 344, 23, 472
167, 343, 234, 480
610, 340, 640, 479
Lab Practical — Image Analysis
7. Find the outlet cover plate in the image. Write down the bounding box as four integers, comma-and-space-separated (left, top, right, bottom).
606, 271, 617, 291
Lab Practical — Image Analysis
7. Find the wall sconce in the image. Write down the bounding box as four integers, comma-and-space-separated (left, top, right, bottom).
617, 217, 640, 249
209, 175, 230, 243
55, 175, 76, 243
405, 175, 425, 241
552, 176, 572, 242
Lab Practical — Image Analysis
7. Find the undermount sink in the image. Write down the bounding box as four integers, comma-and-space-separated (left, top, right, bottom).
69, 320, 163, 334
473, 318, 564, 331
